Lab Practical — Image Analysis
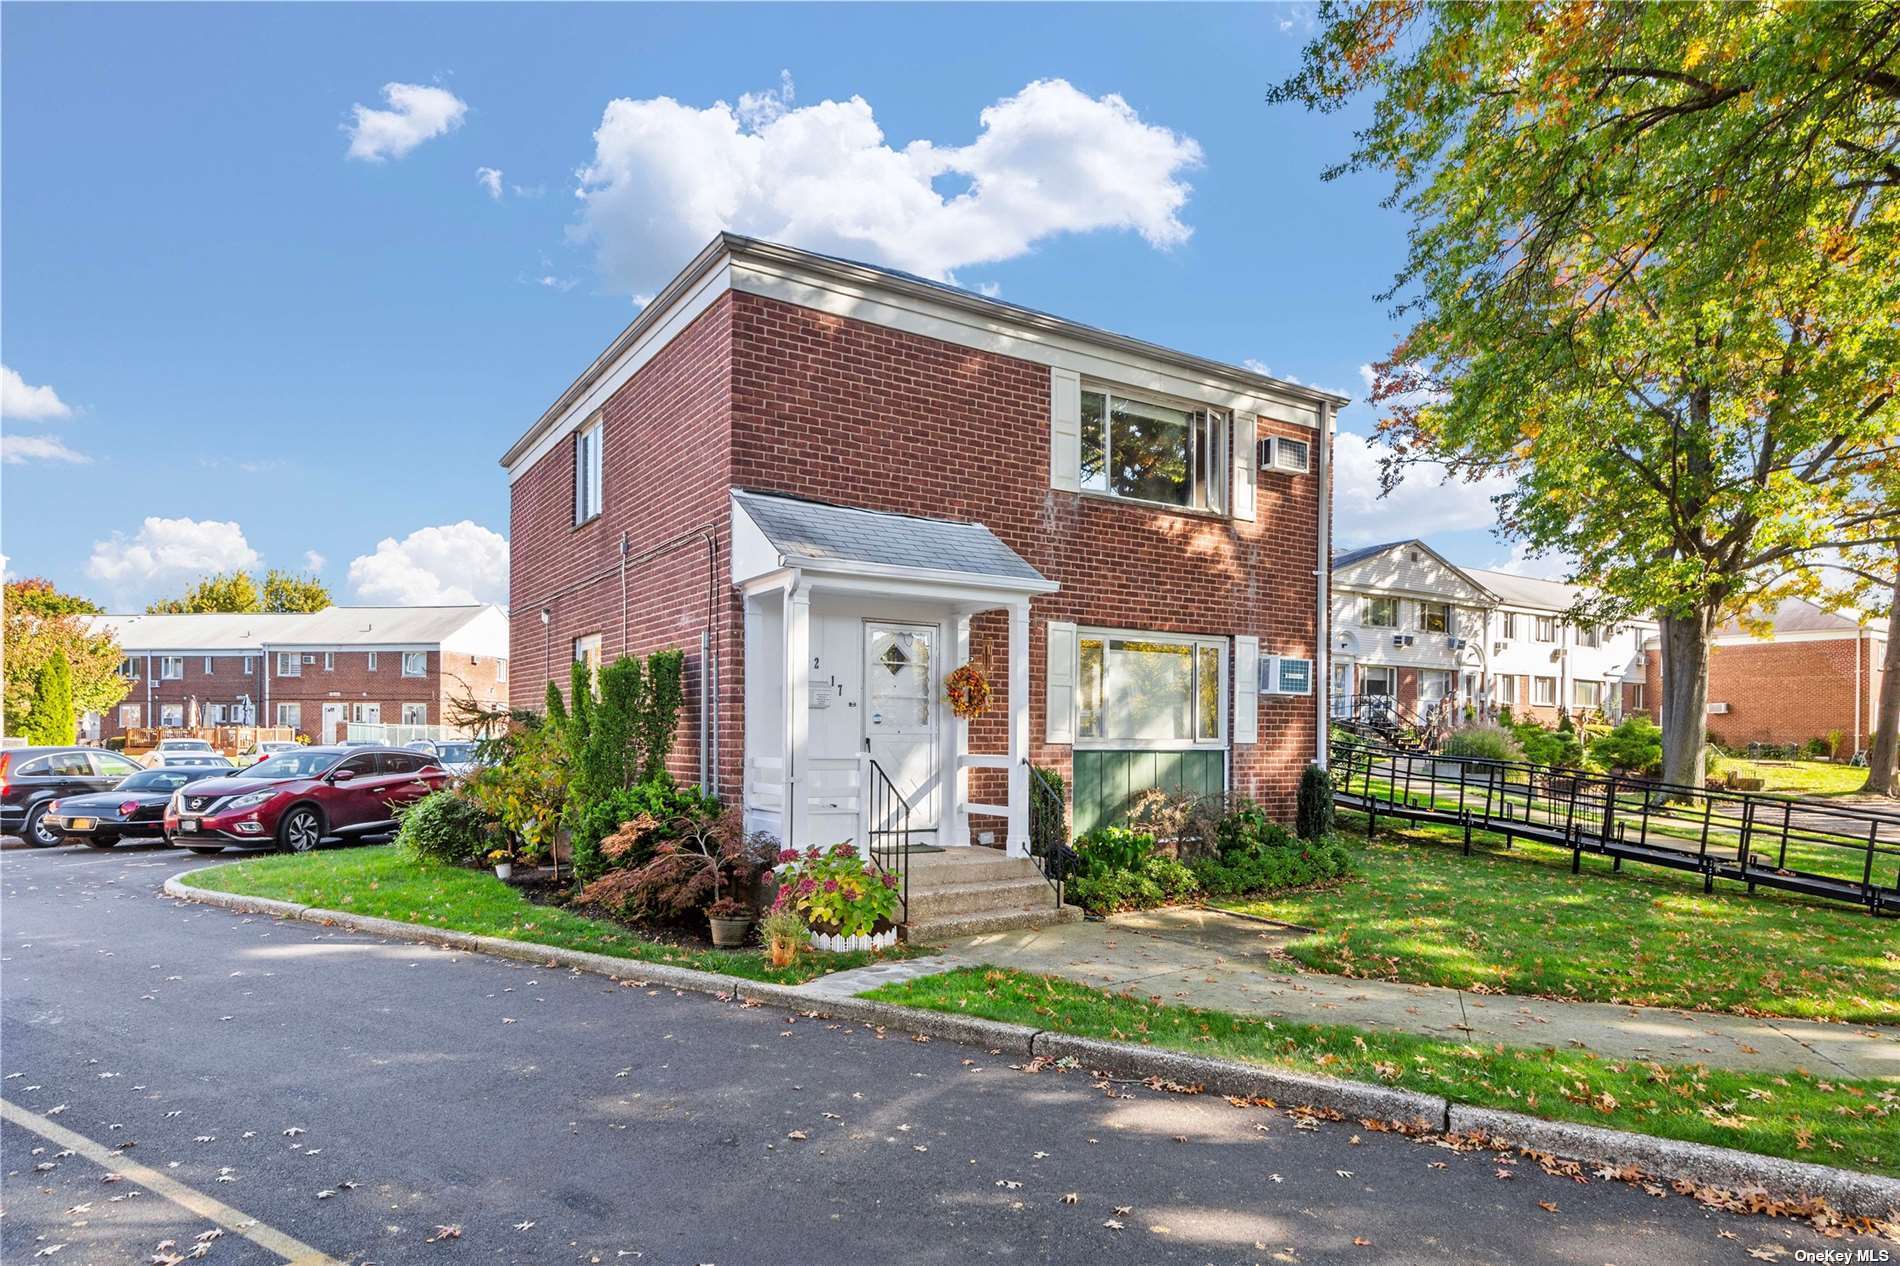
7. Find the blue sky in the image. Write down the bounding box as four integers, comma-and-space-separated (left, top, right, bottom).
1, 2, 1533, 612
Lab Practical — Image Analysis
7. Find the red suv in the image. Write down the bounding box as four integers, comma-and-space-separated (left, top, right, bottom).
164, 745, 447, 854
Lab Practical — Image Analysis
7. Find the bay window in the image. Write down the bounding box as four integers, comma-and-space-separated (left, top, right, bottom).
1080, 388, 1227, 513
1076, 630, 1227, 746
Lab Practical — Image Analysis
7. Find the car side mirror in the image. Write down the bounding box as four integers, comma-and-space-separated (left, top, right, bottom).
329, 769, 357, 783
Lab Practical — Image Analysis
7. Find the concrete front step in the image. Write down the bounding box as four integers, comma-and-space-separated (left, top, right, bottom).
902, 850, 1045, 887
904, 876, 1059, 921
907, 901, 1083, 945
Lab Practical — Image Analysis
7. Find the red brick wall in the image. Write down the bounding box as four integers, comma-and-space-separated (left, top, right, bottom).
506, 291, 736, 791
1707, 636, 1880, 752
99, 653, 267, 739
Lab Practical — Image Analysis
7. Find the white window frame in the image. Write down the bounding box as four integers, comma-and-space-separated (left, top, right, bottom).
242, 656, 255, 675
496, 658, 508, 682
118, 703, 142, 727
323, 651, 335, 671
1534, 616, 1558, 643
119, 656, 141, 679
1499, 612, 1520, 641
203, 656, 214, 675
159, 655, 185, 680
275, 702, 301, 728
204, 703, 227, 724
1576, 624, 1602, 649
276, 652, 301, 678
1573, 679, 1603, 709
573, 634, 604, 688
1361, 665, 1398, 698
1074, 627, 1228, 751
351, 702, 381, 724
1532, 676, 1557, 706
1363, 597, 1399, 629
1417, 602, 1451, 634
1628, 683, 1644, 710
1078, 385, 1229, 515
401, 651, 427, 678
367, 651, 378, 671
574, 416, 604, 524
401, 703, 428, 726
158, 703, 185, 728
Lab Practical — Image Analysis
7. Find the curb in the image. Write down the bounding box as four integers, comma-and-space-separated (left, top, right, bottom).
165, 872, 1900, 1220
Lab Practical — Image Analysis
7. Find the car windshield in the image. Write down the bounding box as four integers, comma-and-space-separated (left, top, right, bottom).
164, 740, 213, 750
244, 750, 340, 780
436, 743, 476, 763
119, 770, 197, 792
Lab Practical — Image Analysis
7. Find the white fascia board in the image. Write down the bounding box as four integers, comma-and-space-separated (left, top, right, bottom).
784, 553, 1060, 597
729, 257, 1329, 429
1712, 627, 1867, 646
730, 496, 783, 586
504, 259, 734, 482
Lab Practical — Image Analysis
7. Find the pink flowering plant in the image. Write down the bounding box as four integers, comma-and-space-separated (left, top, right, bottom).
771, 842, 900, 937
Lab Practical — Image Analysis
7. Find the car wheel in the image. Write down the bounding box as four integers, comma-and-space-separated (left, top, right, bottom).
22, 804, 63, 848
277, 806, 323, 854
183, 846, 225, 855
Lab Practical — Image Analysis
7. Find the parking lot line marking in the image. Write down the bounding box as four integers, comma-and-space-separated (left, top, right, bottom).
1, 1096, 344, 1266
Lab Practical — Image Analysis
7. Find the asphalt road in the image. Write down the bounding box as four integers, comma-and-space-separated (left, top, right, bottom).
0, 842, 1872, 1265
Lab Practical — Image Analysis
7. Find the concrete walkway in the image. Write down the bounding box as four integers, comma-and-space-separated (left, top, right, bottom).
807, 908, 1900, 1080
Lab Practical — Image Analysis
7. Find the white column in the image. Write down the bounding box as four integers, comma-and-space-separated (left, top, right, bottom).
951, 613, 973, 847
1006, 600, 1030, 858
784, 580, 811, 850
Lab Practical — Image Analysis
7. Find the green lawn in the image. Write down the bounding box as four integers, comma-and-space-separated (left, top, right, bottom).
1218, 820, 1898, 1024
180, 846, 923, 985
869, 967, 1899, 1177
1715, 758, 1876, 799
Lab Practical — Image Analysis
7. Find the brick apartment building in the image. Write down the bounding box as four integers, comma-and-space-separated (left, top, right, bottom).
503, 233, 1342, 853
85, 605, 510, 745
1704, 598, 1888, 756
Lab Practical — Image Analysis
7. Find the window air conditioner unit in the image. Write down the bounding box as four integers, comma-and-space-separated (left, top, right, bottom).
1392, 635, 1405, 648
1403, 635, 1416, 647
1492, 642, 1506, 655
1256, 437, 1274, 469
1707, 702, 1730, 715
1449, 637, 1466, 651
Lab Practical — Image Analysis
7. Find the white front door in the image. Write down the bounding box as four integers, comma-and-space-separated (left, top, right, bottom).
1331, 661, 1354, 717
864, 622, 939, 829
321, 702, 345, 745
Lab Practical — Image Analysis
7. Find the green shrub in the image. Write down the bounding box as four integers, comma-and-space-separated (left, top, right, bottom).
1588, 715, 1664, 776
1029, 764, 1068, 857
27, 654, 75, 746
571, 777, 721, 882
1067, 853, 1201, 914
640, 649, 685, 782
1296, 763, 1335, 840
1072, 826, 1157, 878
1191, 802, 1355, 898
1803, 735, 1832, 759
395, 790, 496, 865
1439, 725, 1525, 763
1514, 720, 1583, 768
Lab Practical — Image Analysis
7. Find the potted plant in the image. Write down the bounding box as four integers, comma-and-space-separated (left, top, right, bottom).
771, 843, 902, 952
758, 909, 808, 969
706, 896, 754, 949
487, 848, 514, 880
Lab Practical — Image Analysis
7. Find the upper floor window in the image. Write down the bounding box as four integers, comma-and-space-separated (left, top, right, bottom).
242, 656, 255, 675
276, 652, 301, 678
1500, 612, 1520, 640
203, 656, 215, 674
496, 658, 508, 683
1418, 602, 1451, 634
1080, 388, 1227, 514
159, 656, 185, 680
401, 651, 428, 677
1576, 624, 1602, 649
120, 656, 141, 679
574, 418, 604, 524
1534, 616, 1558, 642
1363, 597, 1399, 628
323, 651, 335, 671
367, 651, 378, 671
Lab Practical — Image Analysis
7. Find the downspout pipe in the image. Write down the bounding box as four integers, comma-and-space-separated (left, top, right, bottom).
1315, 401, 1334, 768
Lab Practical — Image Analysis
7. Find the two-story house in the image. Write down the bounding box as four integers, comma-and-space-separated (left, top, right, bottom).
86, 605, 509, 744
503, 234, 1344, 888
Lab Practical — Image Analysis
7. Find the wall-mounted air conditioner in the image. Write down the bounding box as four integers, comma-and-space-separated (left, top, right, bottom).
1403, 635, 1415, 647
1450, 638, 1466, 651
1392, 635, 1405, 648
1492, 642, 1506, 655
1707, 702, 1730, 715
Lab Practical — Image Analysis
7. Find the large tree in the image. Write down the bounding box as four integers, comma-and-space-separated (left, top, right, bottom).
147, 569, 331, 614
1274, 1, 1900, 785
3, 578, 126, 738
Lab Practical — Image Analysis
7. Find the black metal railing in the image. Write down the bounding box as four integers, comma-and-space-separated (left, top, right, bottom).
1329, 739, 1900, 914
1026, 761, 1073, 909
863, 758, 911, 926
1332, 693, 1459, 752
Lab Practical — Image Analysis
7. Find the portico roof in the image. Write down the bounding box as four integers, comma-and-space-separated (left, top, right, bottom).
730, 490, 1057, 594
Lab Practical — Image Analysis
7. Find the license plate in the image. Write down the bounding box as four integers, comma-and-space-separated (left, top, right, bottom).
179, 819, 199, 832
69, 818, 95, 831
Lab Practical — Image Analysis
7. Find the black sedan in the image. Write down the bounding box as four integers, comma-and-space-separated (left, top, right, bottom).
43, 766, 231, 848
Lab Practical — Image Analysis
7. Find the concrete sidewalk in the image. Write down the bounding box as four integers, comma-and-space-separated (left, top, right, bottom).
815, 908, 1900, 1081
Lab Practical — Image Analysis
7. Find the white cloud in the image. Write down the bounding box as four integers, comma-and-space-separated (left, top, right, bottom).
302, 550, 327, 573
476, 166, 504, 199
86, 517, 259, 586
575, 75, 1203, 298
1, 432, 88, 464
345, 82, 468, 162
1331, 430, 1512, 546
347, 521, 508, 605
2, 365, 73, 420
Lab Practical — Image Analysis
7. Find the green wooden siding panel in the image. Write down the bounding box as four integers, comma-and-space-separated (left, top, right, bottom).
1072, 749, 1226, 836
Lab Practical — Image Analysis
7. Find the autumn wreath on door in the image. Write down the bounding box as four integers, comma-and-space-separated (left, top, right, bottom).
944, 661, 993, 719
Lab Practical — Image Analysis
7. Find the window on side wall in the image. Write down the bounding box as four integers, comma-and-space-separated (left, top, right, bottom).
159, 656, 184, 680
496, 658, 508, 682
401, 652, 427, 677
1534, 616, 1558, 642
1418, 602, 1450, 633
1363, 597, 1399, 628
1500, 612, 1520, 640
367, 651, 378, 671
573, 634, 604, 689
1494, 676, 1518, 705
276, 702, 301, 728
119, 703, 142, 727
1573, 680, 1603, 709
276, 652, 301, 678
1075, 630, 1227, 747
1080, 388, 1227, 514
159, 703, 184, 728
401, 703, 428, 726
1532, 676, 1556, 706
574, 417, 604, 525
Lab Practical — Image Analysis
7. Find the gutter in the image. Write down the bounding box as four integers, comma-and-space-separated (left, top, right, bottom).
1315, 401, 1334, 766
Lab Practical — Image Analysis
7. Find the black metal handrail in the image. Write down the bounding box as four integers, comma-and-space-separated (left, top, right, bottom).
1329, 739, 1900, 914
1026, 761, 1072, 909
863, 757, 911, 926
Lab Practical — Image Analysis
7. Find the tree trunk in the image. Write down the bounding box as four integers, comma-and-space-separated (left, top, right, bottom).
1862, 569, 1900, 796
1658, 607, 1716, 788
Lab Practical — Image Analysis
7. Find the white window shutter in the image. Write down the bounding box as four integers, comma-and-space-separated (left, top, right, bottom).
1049, 367, 1081, 492
1233, 635, 1259, 745
1231, 410, 1257, 521
1045, 620, 1078, 744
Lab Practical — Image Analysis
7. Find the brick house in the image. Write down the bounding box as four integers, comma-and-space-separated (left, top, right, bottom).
1705, 598, 1888, 756
502, 233, 1342, 879
85, 606, 509, 745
